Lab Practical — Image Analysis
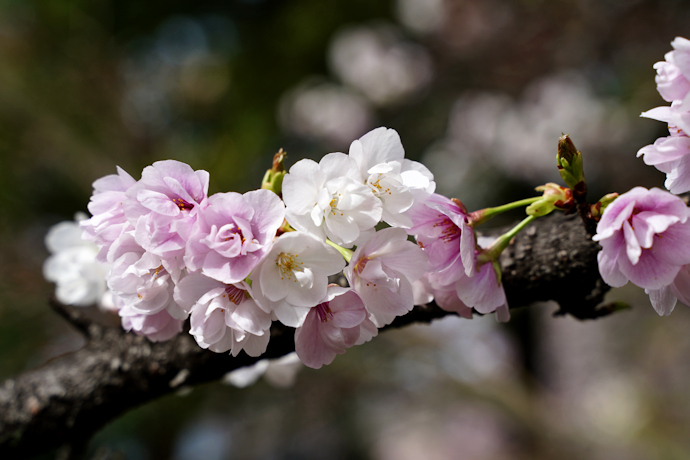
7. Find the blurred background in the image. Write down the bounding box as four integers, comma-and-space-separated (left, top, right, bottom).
2, 0, 690, 458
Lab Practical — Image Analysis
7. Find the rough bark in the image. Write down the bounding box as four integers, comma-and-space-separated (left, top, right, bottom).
0, 213, 609, 459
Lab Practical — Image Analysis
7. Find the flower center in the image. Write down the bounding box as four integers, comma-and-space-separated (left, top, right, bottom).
353, 256, 370, 275
434, 217, 461, 243
172, 197, 194, 211
276, 252, 303, 280
224, 285, 247, 305
315, 302, 333, 323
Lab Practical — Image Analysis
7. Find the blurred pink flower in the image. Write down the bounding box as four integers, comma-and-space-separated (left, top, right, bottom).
654, 37, 690, 103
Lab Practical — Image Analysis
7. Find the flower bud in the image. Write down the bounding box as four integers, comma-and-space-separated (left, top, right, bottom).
526, 183, 574, 217
557, 134, 586, 198
261, 149, 287, 195
589, 192, 619, 221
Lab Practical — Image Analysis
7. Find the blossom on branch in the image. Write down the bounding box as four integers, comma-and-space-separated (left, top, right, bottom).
184, 189, 285, 284
294, 286, 377, 369
593, 187, 690, 291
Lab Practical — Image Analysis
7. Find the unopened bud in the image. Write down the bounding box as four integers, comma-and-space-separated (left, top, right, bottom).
527, 183, 574, 217
589, 193, 619, 221
557, 134, 586, 198
262, 149, 287, 195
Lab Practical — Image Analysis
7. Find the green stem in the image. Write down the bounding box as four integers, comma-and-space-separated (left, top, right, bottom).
485, 215, 537, 261
326, 239, 353, 263
470, 197, 541, 226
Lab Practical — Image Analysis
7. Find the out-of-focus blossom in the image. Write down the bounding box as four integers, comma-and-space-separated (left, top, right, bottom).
44, 215, 110, 307
80, 166, 137, 262
175, 273, 271, 356
278, 80, 374, 144
345, 227, 428, 326
223, 352, 303, 388
593, 187, 690, 291
425, 73, 633, 197
185, 189, 285, 284
328, 24, 432, 106
124, 160, 209, 269
295, 286, 377, 369
349, 127, 435, 228
654, 37, 690, 104
395, 0, 445, 35
283, 153, 382, 247
252, 232, 346, 328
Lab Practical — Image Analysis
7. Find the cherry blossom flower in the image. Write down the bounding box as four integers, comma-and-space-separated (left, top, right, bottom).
106, 231, 187, 320
119, 300, 184, 342
637, 126, 690, 194
654, 37, 690, 104
349, 127, 435, 227
80, 166, 137, 262
294, 286, 378, 369
124, 160, 209, 269
407, 193, 476, 285
345, 227, 428, 326
453, 260, 507, 315
282, 153, 381, 247
185, 189, 285, 284
44, 215, 110, 307
593, 187, 690, 290
174, 272, 272, 356
252, 232, 346, 327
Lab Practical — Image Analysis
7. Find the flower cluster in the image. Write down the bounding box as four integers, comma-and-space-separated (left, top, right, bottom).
594, 37, 690, 316
638, 37, 690, 194
67, 127, 482, 369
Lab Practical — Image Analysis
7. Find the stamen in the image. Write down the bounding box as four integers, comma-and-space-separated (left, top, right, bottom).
315, 302, 333, 323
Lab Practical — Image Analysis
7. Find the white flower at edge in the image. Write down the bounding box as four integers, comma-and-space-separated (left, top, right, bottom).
43, 214, 110, 308
349, 127, 435, 228
252, 232, 346, 328
283, 153, 382, 247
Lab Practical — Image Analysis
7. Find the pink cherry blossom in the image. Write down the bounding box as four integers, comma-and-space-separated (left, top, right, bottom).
453, 260, 507, 315
124, 160, 209, 269
593, 187, 690, 290
654, 37, 690, 103
407, 193, 476, 285
294, 286, 377, 369
185, 189, 285, 284
637, 126, 690, 194
252, 232, 346, 327
118, 299, 184, 342
174, 273, 272, 356
80, 166, 137, 262
345, 227, 428, 326
106, 231, 187, 320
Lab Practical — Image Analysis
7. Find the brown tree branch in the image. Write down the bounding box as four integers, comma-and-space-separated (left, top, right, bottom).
0, 213, 608, 459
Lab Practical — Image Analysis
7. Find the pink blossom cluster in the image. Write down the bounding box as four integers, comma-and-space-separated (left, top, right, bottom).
78, 127, 465, 369
638, 37, 690, 194
600, 37, 690, 316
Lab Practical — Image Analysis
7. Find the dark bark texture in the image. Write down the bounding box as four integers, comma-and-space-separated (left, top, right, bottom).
0, 213, 609, 459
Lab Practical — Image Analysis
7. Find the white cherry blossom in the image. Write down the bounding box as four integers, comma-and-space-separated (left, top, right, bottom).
252, 232, 346, 328
283, 153, 382, 247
